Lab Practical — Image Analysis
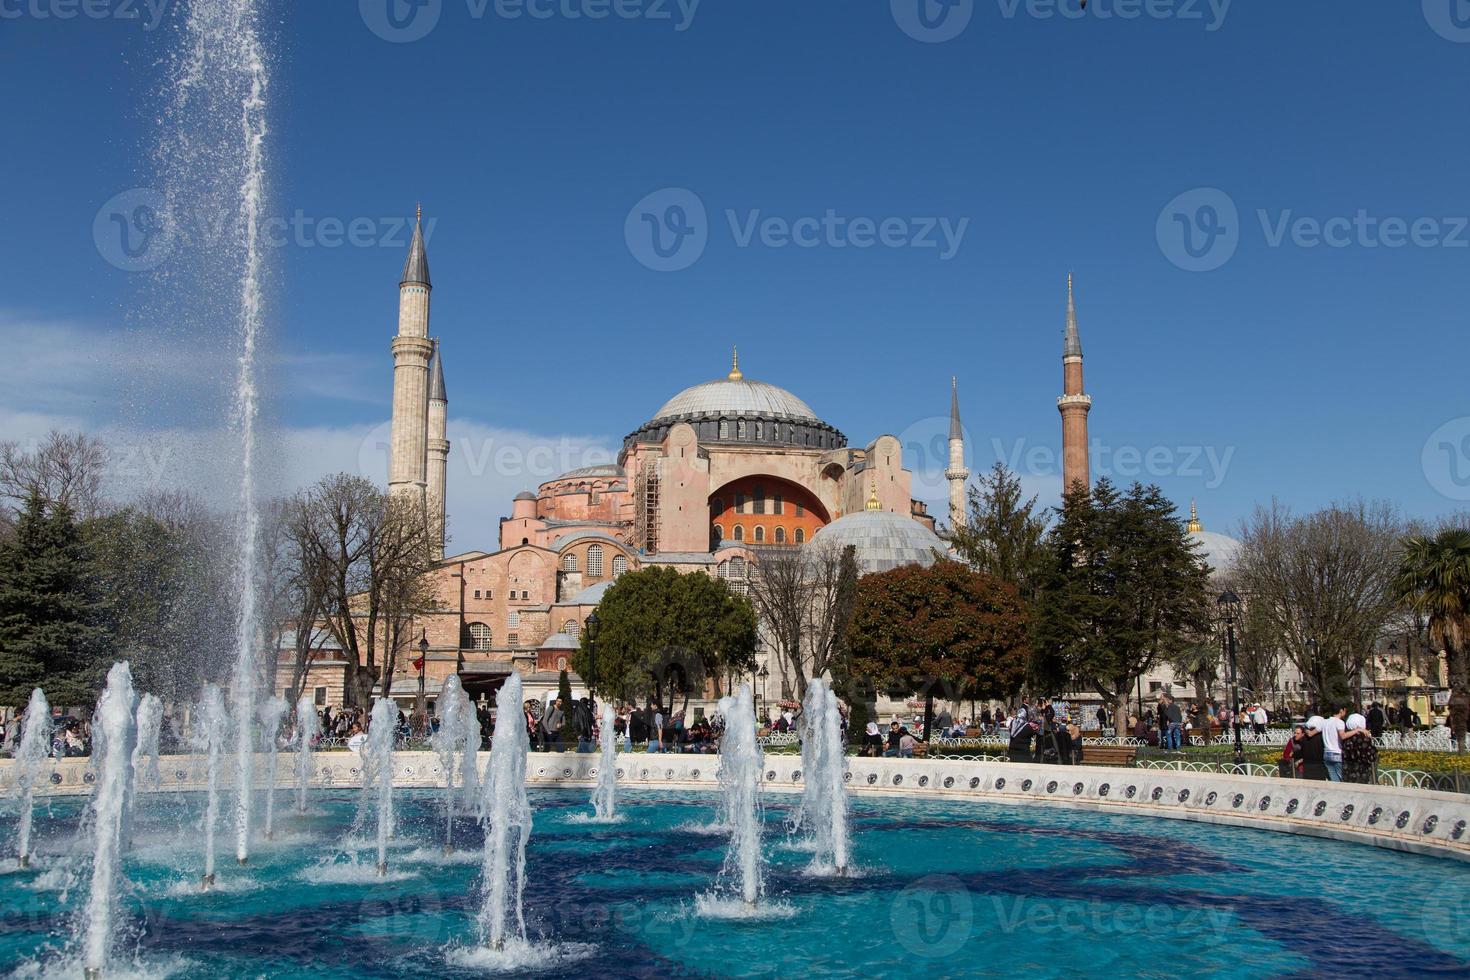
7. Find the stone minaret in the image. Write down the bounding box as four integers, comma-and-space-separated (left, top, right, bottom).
388, 207, 433, 510
1057, 273, 1092, 495
944, 376, 969, 529
426, 338, 449, 560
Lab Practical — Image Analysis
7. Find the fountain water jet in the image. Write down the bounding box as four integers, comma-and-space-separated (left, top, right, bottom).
476, 672, 530, 951
194, 684, 230, 891
12, 688, 52, 869
293, 694, 319, 814
258, 697, 288, 839
124, 693, 163, 849
715, 683, 764, 908
80, 663, 137, 979
366, 698, 397, 877
798, 679, 850, 875
431, 675, 474, 852
591, 703, 618, 821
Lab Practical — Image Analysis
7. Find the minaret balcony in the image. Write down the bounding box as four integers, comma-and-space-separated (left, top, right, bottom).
1056, 394, 1093, 409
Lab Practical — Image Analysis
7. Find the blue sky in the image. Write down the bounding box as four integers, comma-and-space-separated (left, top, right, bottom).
2, 0, 1468, 543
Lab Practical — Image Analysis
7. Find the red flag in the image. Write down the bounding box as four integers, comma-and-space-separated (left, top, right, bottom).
412, 657, 424, 672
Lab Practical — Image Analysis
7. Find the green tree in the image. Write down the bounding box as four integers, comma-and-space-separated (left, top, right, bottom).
0, 493, 106, 707
574, 566, 757, 708
951, 462, 1048, 601
845, 560, 1030, 737
557, 668, 574, 714
1393, 527, 1470, 751
1032, 479, 1212, 732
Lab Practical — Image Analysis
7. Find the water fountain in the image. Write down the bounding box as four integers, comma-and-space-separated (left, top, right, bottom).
294, 694, 319, 814
194, 683, 231, 891
259, 696, 288, 839
476, 672, 531, 951
591, 703, 618, 821
12, 688, 51, 869
714, 683, 764, 909
80, 663, 137, 980
366, 698, 397, 877
805, 680, 850, 875
124, 692, 163, 849
431, 674, 474, 851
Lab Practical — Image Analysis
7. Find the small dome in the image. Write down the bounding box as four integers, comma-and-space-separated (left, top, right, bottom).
652, 378, 820, 425
552, 464, 626, 481
539, 632, 579, 650
514, 491, 537, 502
1191, 529, 1242, 577
807, 510, 947, 575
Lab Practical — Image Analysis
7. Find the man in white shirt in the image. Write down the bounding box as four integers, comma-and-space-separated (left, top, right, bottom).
1320, 707, 1347, 781
1251, 704, 1268, 735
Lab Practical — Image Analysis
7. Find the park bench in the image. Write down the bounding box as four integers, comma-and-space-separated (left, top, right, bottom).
1079, 744, 1137, 767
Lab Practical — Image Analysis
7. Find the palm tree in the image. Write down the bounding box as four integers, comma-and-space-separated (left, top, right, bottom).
1392, 529, 1470, 753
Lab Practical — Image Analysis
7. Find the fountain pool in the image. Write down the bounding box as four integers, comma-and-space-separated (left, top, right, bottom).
1, 787, 1465, 978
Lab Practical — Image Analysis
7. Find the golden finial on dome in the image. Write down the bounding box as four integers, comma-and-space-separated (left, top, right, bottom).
728, 345, 743, 381
866, 478, 881, 511
1187, 499, 1203, 534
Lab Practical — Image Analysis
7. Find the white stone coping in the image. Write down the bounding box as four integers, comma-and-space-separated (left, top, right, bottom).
5, 751, 1468, 863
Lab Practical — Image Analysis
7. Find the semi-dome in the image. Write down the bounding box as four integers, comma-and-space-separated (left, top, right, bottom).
807, 508, 947, 575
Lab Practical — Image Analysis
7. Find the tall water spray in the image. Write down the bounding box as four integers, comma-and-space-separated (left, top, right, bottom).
12, 688, 52, 869
476, 673, 531, 951
294, 695, 319, 814
591, 703, 618, 821
80, 663, 137, 980
259, 697, 288, 839
717, 683, 765, 907
156, 0, 273, 869
799, 679, 850, 875
194, 684, 230, 890
432, 675, 474, 851
124, 693, 164, 848
367, 698, 397, 876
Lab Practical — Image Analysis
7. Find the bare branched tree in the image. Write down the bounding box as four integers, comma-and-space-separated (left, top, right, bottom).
0, 431, 108, 522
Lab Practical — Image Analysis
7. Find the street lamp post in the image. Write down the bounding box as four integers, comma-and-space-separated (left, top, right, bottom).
1305, 638, 1320, 715
416, 630, 429, 732
585, 612, 599, 698
1218, 590, 1244, 767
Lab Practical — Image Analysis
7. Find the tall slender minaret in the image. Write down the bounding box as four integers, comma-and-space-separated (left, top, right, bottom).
388, 206, 433, 510
426, 338, 449, 559
1057, 273, 1092, 494
945, 376, 969, 529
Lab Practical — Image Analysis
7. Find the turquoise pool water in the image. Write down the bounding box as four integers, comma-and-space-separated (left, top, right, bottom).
2, 788, 1466, 978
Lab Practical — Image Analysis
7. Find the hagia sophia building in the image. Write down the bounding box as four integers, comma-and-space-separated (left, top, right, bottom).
278, 212, 1243, 711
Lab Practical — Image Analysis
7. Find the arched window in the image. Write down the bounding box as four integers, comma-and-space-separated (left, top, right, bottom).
563, 620, 580, 636
775, 527, 786, 544
773, 494, 783, 515
587, 544, 604, 577
733, 525, 745, 542
735, 493, 746, 514
737, 420, 747, 439
719, 420, 729, 439
612, 554, 628, 578
466, 622, 493, 651
562, 553, 577, 572
712, 524, 724, 543
754, 526, 766, 543
717, 561, 730, 579
712, 497, 724, 514
730, 557, 747, 577
755, 421, 763, 441
795, 528, 806, 544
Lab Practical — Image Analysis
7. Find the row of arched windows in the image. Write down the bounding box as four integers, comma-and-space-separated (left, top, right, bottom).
713, 525, 805, 545
559, 544, 629, 578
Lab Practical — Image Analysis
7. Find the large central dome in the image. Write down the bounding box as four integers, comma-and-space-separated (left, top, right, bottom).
624, 351, 846, 452
652, 378, 819, 424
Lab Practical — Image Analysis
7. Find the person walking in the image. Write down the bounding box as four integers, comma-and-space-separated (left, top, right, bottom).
1162, 696, 1184, 750
545, 697, 565, 753
1366, 702, 1386, 738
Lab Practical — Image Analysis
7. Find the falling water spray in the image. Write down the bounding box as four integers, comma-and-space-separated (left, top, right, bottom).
294, 694, 319, 814
259, 697, 288, 839
591, 703, 618, 821
476, 672, 531, 951
80, 663, 137, 980
194, 684, 230, 891
13, 688, 52, 870
367, 698, 397, 877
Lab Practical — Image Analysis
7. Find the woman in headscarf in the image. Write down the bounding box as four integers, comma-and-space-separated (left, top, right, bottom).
1341, 712, 1378, 784
862, 721, 884, 757
1298, 716, 1328, 780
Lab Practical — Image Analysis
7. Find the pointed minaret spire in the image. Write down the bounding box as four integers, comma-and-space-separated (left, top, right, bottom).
1187, 500, 1202, 534
728, 345, 744, 381
428, 338, 447, 402
945, 376, 970, 529
401, 207, 431, 287
1058, 273, 1092, 494
426, 339, 450, 560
